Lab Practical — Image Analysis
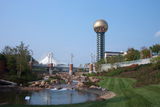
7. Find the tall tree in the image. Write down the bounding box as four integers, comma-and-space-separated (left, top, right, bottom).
16, 42, 30, 77
2, 42, 31, 77
150, 44, 160, 55
106, 55, 124, 64
140, 47, 151, 59
125, 48, 140, 61
0, 54, 7, 72
2, 46, 17, 73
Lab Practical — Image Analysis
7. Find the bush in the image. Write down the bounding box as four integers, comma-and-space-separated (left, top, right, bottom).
122, 64, 139, 72
84, 72, 97, 77
106, 68, 124, 76
151, 62, 160, 70
84, 80, 99, 87
150, 56, 160, 63
0, 54, 6, 60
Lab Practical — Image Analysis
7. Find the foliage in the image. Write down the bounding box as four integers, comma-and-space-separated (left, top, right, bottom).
7, 72, 40, 86
6, 56, 17, 73
125, 48, 140, 61
105, 68, 124, 76
92, 62, 160, 87
15, 42, 30, 77
150, 56, 160, 63
121, 64, 139, 71
84, 72, 97, 77
49, 75, 61, 80
0, 42, 40, 85
95, 59, 106, 71
2, 42, 31, 77
140, 47, 151, 59
106, 55, 124, 64
150, 56, 160, 70
84, 80, 99, 87
0, 54, 7, 72
0, 54, 6, 60
150, 44, 160, 55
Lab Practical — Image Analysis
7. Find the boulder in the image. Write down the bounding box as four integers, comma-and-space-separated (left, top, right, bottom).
89, 77, 100, 83
89, 85, 98, 89
35, 81, 39, 85
77, 82, 84, 88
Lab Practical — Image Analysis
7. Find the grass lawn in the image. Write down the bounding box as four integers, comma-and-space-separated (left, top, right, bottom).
98, 77, 160, 107
2, 77, 160, 107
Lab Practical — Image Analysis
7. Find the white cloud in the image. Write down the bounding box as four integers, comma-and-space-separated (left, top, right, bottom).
155, 31, 160, 37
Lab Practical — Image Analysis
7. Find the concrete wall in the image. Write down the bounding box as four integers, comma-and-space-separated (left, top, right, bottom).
101, 58, 151, 72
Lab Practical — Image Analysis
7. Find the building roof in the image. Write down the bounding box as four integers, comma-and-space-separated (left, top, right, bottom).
105, 51, 124, 54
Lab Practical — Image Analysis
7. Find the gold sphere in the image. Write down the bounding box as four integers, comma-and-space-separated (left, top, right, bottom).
93, 19, 108, 32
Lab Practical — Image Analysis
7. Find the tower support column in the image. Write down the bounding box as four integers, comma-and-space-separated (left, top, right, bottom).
97, 32, 105, 61
89, 63, 93, 73
69, 64, 73, 75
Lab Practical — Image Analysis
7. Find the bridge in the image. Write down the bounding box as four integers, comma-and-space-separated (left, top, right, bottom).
33, 64, 89, 74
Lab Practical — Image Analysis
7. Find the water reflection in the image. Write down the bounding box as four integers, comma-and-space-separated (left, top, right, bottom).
28, 89, 97, 105
0, 89, 98, 105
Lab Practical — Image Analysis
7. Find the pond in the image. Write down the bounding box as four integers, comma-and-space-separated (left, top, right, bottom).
0, 88, 98, 105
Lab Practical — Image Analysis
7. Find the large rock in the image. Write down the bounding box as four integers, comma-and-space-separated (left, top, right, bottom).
34, 81, 40, 86
89, 85, 98, 89
89, 77, 100, 83
77, 82, 84, 88
50, 79, 57, 84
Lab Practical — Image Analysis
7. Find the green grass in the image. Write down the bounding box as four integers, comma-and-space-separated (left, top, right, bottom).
2, 77, 160, 107
98, 77, 160, 107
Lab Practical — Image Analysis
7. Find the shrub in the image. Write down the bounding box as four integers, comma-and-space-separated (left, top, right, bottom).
106, 68, 124, 76
122, 64, 139, 72
84, 72, 97, 77
150, 56, 160, 63
84, 80, 99, 87
151, 62, 160, 70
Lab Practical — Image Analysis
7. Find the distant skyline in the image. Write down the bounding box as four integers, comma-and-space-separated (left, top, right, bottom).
0, 0, 160, 65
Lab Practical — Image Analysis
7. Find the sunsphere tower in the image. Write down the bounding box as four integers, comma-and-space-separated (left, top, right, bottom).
93, 19, 108, 61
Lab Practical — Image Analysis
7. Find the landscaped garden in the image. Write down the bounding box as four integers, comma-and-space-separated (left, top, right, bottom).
2, 56, 160, 107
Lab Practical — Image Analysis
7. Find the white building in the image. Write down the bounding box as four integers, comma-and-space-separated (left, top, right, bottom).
104, 51, 127, 58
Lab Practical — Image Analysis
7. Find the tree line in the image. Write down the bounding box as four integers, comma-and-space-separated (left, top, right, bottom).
102, 44, 160, 64
0, 42, 39, 85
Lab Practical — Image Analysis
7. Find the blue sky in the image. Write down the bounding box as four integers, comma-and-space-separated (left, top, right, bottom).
0, 0, 160, 66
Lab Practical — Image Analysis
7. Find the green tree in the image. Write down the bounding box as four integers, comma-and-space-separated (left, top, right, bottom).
106, 55, 124, 64
2, 46, 17, 73
150, 56, 160, 63
2, 42, 31, 77
95, 59, 106, 72
0, 54, 7, 72
125, 48, 140, 61
150, 44, 160, 55
140, 47, 151, 59
16, 42, 30, 77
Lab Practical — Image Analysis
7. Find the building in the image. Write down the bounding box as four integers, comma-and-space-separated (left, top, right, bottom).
93, 19, 108, 61
104, 51, 126, 58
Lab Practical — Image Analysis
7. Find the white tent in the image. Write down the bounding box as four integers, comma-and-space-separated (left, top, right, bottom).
39, 52, 58, 66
